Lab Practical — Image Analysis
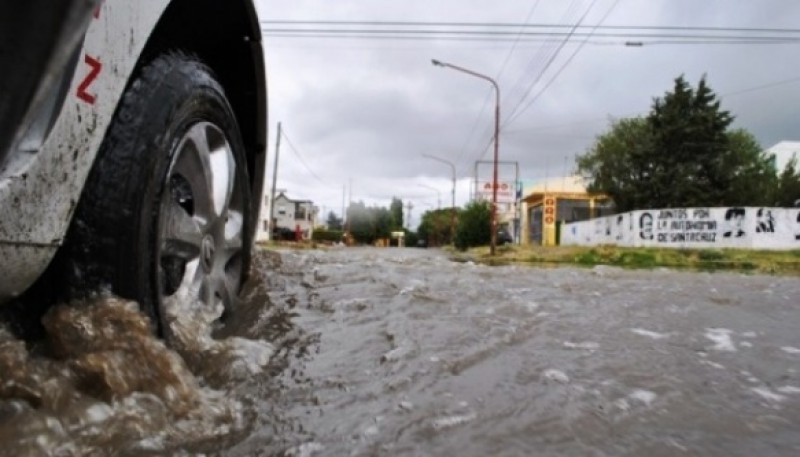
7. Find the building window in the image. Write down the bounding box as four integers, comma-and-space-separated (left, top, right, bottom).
278, 206, 286, 215
296, 205, 307, 221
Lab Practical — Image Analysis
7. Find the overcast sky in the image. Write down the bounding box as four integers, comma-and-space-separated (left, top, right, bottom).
254, 0, 800, 227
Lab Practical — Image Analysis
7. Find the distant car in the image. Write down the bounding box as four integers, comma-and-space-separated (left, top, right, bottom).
497, 228, 514, 245
0, 0, 268, 336
272, 227, 297, 241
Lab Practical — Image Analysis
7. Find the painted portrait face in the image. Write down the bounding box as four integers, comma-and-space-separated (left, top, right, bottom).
796, 210, 800, 240
639, 213, 653, 240
724, 208, 746, 237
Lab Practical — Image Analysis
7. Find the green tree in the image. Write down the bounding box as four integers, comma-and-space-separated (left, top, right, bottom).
454, 200, 491, 251
346, 201, 373, 244
775, 156, 800, 207
722, 129, 777, 206
373, 207, 393, 240
647, 75, 734, 207
577, 75, 779, 210
325, 211, 343, 230
417, 208, 455, 247
576, 117, 653, 211
345, 201, 395, 244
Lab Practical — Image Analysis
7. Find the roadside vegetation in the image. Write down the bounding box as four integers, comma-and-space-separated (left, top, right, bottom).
454, 244, 800, 276
577, 75, 800, 209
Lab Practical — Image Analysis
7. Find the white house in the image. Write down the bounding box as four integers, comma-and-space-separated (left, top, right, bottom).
255, 192, 317, 241
767, 141, 800, 172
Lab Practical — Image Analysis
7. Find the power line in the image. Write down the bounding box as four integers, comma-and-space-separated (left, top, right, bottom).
505, 0, 621, 127
259, 20, 800, 44
452, 0, 543, 176
463, 0, 591, 171
259, 20, 800, 35
280, 128, 337, 189
504, 0, 600, 124
260, 29, 800, 43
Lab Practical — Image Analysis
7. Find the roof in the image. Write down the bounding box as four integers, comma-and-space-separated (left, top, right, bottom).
767, 141, 800, 172
521, 176, 610, 204
275, 192, 313, 204
523, 176, 589, 195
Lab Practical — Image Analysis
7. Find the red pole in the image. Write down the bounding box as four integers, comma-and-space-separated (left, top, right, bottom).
491, 87, 500, 256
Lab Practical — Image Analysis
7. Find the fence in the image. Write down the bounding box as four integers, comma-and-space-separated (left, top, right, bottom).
561, 207, 800, 250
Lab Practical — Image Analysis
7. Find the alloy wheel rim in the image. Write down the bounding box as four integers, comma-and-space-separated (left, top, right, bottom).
158, 121, 245, 319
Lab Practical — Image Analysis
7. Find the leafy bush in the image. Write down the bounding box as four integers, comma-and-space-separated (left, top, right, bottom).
454, 200, 491, 251
312, 229, 344, 243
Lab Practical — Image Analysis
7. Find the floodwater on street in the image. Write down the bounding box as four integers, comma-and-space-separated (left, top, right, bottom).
1, 247, 800, 456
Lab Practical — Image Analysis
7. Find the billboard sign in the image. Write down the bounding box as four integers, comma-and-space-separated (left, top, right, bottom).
476, 181, 515, 203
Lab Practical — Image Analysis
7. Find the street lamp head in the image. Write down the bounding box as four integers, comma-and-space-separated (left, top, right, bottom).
431, 59, 444, 67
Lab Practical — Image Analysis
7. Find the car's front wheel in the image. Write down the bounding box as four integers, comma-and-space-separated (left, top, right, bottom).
65, 52, 251, 337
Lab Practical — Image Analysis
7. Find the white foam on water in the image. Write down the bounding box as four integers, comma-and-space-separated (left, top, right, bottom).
740, 341, 753, 348
666, 437, 689, 452
751, 387, 786, 403
84, 404, 113, 424
398, 401, 414, 411
630, 328, 669, 340
285, 442, 325, 457
563, 341, 600, 350
380, 345, 409, 363
777, 386, 800, 394
614, 398, 630, 412
704, 328, 736, 352
780, 346, 800, 354
524, 301, 539, 312
220, 337, 275, 376
542, 369, 570, 384
699, 360, 726, 370
362, 425, 379, 437
741, 331, 758, 338
629, 389, 657, 406
431, 412, 477, 430
132, 436, 166, 452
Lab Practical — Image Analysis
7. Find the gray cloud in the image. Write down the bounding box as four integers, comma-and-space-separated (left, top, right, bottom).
257, 0, 800, 219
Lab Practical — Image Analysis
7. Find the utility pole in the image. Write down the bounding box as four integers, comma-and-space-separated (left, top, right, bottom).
267, 121, 281, 241
476, 160, 520, 243
341, 183, 346, 230
345, 178, 352, 239
405, 201, 414, 231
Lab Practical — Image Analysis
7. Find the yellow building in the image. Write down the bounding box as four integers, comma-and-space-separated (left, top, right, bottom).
521, 176, 612, 246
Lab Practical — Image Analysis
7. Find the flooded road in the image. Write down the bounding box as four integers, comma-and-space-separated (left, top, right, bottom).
2, 247, 800, 456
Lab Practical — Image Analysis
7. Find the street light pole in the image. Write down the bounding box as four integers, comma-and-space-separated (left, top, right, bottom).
431, 59, 500, 255
421, 153, 456, 244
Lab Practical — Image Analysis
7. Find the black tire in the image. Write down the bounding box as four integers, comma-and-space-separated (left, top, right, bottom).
65, 52, 252, 336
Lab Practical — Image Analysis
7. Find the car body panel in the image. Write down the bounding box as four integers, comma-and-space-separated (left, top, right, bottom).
0, 0, 266, 303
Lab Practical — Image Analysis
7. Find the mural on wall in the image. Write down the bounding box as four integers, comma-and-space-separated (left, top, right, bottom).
562, 207, 800, 250
722, 208, 745, 238
756, 208, 775, 233
797, 211, 800, 240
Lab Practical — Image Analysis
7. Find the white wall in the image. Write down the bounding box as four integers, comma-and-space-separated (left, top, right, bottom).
562, 207, 800, 250
255, 194, 271, 242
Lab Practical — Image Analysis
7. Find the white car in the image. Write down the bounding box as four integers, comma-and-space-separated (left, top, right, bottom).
0, 0, 268, 334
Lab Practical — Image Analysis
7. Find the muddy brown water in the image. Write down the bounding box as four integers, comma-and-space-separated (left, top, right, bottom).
1, 247, 799, 456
